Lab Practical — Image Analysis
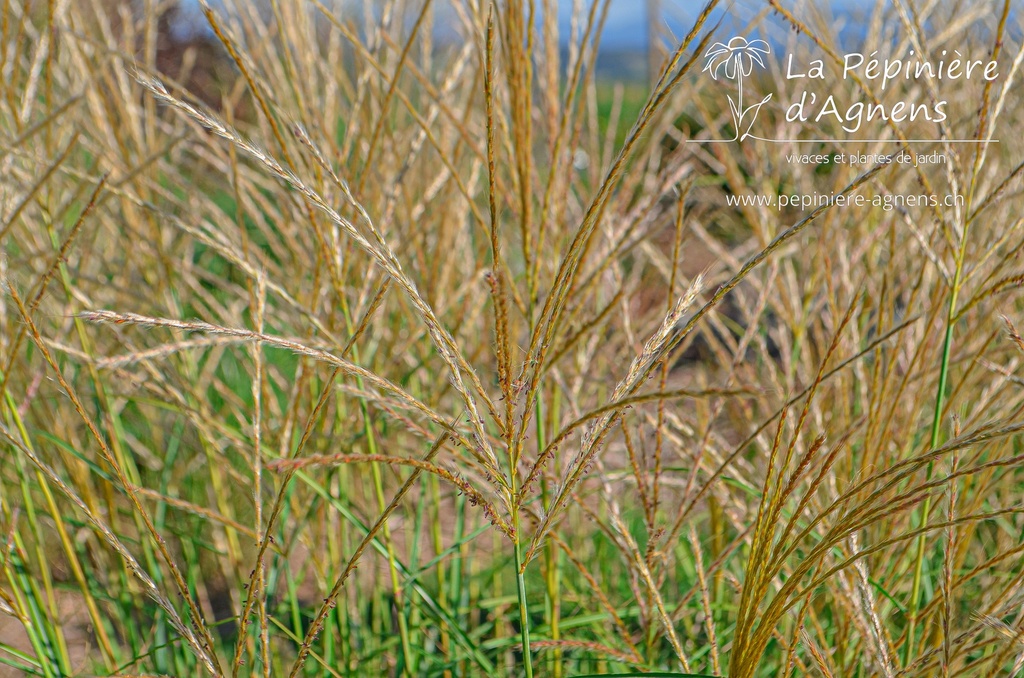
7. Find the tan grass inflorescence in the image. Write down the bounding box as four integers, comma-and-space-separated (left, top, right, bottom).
2, 0, 1024, 676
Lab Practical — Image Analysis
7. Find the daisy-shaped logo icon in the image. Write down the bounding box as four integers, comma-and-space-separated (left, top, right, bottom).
704, 37, 771, 80
702, 37, 773, 141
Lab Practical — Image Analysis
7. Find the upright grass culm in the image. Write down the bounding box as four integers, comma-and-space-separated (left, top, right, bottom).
3, 0, 1024, 676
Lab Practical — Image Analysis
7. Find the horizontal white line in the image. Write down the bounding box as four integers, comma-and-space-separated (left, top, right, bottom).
688, 136, 998, 144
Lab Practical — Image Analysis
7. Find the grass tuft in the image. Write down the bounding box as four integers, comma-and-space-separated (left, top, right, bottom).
2, 0, 1024, 676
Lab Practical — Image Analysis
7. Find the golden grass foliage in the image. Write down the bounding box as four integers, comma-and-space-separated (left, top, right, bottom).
2, 0, 1024, 675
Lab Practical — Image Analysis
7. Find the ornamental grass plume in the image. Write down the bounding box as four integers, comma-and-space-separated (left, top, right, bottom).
2, 0, 1024, 676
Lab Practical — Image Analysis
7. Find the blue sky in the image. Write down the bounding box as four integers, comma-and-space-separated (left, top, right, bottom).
172, 1, 997, 53
174, 0, 874, 48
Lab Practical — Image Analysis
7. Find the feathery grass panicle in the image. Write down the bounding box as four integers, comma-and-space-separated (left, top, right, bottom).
3, 0, 1024, 676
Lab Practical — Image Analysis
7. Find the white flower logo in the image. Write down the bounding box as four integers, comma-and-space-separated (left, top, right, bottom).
703, 37, 773, 141
703, 37, 771, 80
